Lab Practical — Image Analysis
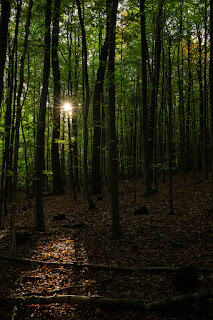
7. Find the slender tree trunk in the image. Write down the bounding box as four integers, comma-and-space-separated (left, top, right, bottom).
10, 0, 33, 256
118, 27, 125, 183
51, 0, 64, 195
76, 0, 95, 209
133, 87, 138, 202
141, 0, 164, 195
186, 32, 192, 173
35, 0, 52, 232
168, 37, 174, 215
68, 116, 76, 201
196, 25, 204, 172
7, 42, 19, 206
73, 34, 80, 191
147, 0, 164, 194
91, 0, 110, 195
177, 1, 185, 179
21, 118, 30, 196
140, 0, 152, 195
0, 0, 11, 106
108, 0, 122, 238
210, 0, 213, 210
61, 113, 66, 187
0, 0, 22, 223
66, 11, 77, 198
203, 0, 208, 178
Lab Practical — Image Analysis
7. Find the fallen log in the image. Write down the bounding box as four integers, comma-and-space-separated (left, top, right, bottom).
149, 291, 213, 313
0, 255, 212, 273
0, 291, 212, 314
158, 233, 183, 248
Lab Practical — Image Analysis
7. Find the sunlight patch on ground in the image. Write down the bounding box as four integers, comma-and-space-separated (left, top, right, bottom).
14, 237, 91, 296
12, 237, 95, 318
31, 237, 77, 262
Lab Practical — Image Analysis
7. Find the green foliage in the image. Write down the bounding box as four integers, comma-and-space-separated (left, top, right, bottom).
0, 0, 209, 191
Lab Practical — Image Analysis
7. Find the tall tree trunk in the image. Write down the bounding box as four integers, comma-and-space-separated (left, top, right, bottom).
91, 0, 110, 195
35, 0, 52, 232
168, 37, 174, 215
159, 43, 166, 184
141, 0, 164, 195
210, 0, 213, 210
0, 0, 11, 106
66, 12, 77, 200
72, 33, 80, 191
186, 32, 192, 173
108, 0, 122, 238
76, 0, 95, 209
51, 0, 64, 195
68, 116, 76, 201
133, 81, 138, 202
177, 1, 185, 179
10, 0, 33, 256
148, 0, 164, 193
7, 41, 19, 206
140, 0, 152, 195
0, 0, 22, 223
203, 0, 208, 178
196, 25, 204, 172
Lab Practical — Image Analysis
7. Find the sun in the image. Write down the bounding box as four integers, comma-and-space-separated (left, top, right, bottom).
63, 102, 72, 113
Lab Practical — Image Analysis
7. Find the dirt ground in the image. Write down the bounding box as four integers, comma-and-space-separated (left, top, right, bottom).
0, 173, 212, 319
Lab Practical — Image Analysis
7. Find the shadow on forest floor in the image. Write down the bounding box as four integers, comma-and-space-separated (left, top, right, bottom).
0, 173, 213, 319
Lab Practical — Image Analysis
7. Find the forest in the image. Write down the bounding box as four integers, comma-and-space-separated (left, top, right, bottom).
0, 0, 213, 319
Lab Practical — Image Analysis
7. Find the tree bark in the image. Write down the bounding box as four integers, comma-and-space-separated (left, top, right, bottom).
203, 0, 208, 179
186, 31, 192, 173
196, 25, 204, 173
76, 0, 95, 209
210, 0, 213, 210
91, 0, 110, 195
35, 0, 52, 231
168, 37, 174, 215
51, 0, 64, 195
145, 0, 164, 195
140, 0, 152, 195
177, 1, 185, 179
0, 0, 11, 106
68, 116, 76, 201
0, 0, 22, 223
108, 0, 122, 238
72, 34, 80, 191
10, 0, 33, 256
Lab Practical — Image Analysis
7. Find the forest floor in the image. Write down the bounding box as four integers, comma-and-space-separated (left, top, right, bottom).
0, 173, 213, 320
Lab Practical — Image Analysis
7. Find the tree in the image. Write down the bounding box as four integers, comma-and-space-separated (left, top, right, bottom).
35, 0, 52, 232
76, 0, 95, 209
108, 0, 122, 239
51, 0, 64, 195
0, 0, 11, 106
10, 0, 33, 256
210, 0, 213, 210
91, 0, 110, 195
92, 0, 109, 194
0, 0, 22, 224
140, 0, 164, 195
168, 36, 174, 215
140, 0, 151, 195
148, 0, 164, 194
0, 0, 211, 228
